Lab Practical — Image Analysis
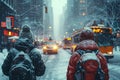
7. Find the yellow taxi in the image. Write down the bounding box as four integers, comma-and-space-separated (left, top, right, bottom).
42, 41, 58, 54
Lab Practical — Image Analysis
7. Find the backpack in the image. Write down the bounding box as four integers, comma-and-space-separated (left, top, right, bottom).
74, 49, 105, 80
9, 51, 35, 80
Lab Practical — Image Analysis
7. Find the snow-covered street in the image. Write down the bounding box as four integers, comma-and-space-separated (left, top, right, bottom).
108, 47, 120, 80
1, 0, 120, 80
0, 48, 120, 80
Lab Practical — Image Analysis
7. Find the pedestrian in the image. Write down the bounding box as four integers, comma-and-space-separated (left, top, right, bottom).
2, 25, 46, 80
19, 25, 35, 42
2, 38, 46, 80
66, 29, 109, 80
34, 40, 40, 48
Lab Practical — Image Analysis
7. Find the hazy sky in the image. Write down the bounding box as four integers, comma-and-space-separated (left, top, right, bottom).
51, 0, 67, 40
52, 0, 67, 14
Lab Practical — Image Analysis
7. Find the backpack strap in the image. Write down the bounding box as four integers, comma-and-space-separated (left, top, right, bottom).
9, 48, 20, 59
25, 46, 35, 57
96, 57, 105, 80
28, 48, 35, 56
75, 59, 84, 80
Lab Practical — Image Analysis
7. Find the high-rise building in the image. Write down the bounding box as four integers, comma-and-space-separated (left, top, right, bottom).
64, 0, 74, 34
15, 0, 44, 37
64, 0, 107, 33
64, 0, 87, 34
29, 0, 44, 37
43, 0, 53, 39
106, 0, 120, 29
14, 0, 31, 27
0, 0, 16, 24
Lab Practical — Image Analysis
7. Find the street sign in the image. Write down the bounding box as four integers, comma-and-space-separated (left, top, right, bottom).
6, 17, 11, 29
1, 22, 6, 28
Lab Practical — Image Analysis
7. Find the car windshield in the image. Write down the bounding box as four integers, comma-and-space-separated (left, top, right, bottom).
96, 33, 113, 46
46, 41, 56, 45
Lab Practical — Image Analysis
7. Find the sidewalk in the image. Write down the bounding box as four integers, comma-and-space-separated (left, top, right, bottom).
0, 48, 9, 80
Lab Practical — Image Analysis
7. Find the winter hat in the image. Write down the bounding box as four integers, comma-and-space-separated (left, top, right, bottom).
76, 40, 98, 50
22, 25, 30, 32
19, 25, 34, 42
79, 29, 94, 41
15, 38, 34, 52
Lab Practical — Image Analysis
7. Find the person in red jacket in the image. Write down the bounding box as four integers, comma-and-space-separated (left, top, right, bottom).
66, 29, 109, 80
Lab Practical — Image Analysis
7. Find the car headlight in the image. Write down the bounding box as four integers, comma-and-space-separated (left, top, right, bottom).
53, 45, 58, 49
72, 45, 77, 49
107, 52, 113, 55
43, 46, 47, 49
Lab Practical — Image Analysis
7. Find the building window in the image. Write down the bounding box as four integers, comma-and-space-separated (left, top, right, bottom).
80, 0, 85, 3
79, 12, 86, 16
82, 12, 86, 16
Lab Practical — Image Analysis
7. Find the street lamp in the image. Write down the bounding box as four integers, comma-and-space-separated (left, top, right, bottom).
73, 29, 75, 31
65, 32, 68, 37
49, 26, 52, 29
65, 32, 68, 35
82, 12, 86, 16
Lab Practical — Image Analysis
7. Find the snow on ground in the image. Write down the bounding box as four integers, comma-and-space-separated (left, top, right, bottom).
108, 47, 120, 80
0, 48, 46, 80
0, 49, 9, 80
0, 48, 120, 80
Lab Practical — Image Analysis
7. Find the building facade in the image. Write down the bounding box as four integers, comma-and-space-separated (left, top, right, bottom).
15, 0, 44, 39
43, 0, 54, 40
0, 0, 17, 50
64, 0, 108, 34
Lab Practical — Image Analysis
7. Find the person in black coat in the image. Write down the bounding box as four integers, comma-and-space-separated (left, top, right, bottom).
2, 38, 46, 80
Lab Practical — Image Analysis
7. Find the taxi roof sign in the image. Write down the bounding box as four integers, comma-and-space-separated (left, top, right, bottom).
66, 37, 71, 40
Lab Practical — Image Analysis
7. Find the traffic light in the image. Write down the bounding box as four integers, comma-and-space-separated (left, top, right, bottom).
6, 16, 14, 29
45, 6, 48, 13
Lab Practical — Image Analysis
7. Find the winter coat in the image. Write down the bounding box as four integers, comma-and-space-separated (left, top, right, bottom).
2, 48, 46, 80
67, 40, 109, 80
